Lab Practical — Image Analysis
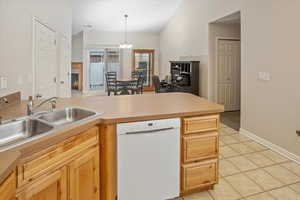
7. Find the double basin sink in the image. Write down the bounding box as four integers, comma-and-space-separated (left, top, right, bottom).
0, 107, 98, 150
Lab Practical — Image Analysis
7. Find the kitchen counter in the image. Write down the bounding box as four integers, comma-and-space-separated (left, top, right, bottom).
0, 93, 224, 184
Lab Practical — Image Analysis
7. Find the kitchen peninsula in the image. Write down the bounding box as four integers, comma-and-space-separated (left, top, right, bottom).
0, 93, 224, 200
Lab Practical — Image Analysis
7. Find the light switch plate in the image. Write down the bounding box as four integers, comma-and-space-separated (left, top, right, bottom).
0, 77, 7, 89
258, 72, 271, 81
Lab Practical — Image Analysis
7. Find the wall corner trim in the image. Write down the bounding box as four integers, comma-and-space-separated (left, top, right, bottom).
240, 128, 300, 164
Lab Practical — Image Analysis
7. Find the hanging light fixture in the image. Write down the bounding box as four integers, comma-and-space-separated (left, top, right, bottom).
119, 14, 133, 49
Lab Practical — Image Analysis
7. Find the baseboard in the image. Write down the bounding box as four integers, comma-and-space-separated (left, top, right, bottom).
240, 128, 300, 164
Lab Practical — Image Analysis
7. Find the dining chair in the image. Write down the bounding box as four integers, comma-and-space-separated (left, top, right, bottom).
129, 76, 144, 95
105, 72, 117, 96
131, 71, 140, 79
131, 71, 145, 94
152, 75, 163, 93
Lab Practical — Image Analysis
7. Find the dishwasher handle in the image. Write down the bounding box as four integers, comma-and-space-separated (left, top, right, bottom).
125, 127, 175, 135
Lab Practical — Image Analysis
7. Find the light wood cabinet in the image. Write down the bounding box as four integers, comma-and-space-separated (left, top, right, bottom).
16, 167, 67, 200
183, 115, 219, 134
69, 147, 100, 200
0, 171, 16, 200
15, 127, 100, 200
182, 159, 218, 192
181, 115, 220, 195
183, 132, 219, 163
18, 127, 99, 186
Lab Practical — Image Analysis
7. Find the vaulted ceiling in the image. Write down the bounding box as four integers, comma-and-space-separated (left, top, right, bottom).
72, 0, 183, 35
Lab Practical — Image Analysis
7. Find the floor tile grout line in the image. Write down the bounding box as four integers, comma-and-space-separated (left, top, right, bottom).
243, 169, 273, 193
260, 166, 292, 186
221, 176, 247, 199
227, 153, 260, 172
224, 177, 300, 199
279, 162, 300, 180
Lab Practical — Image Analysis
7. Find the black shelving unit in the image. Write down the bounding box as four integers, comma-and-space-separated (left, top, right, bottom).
170, 61, 200, 96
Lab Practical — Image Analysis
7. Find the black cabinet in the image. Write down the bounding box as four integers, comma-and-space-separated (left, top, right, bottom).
170, 61, 200, 96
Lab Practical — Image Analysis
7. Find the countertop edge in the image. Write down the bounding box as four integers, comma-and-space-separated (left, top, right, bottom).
0, 150, 20, 185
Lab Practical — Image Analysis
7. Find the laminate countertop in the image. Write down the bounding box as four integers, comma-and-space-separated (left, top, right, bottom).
0, 93, 224, 184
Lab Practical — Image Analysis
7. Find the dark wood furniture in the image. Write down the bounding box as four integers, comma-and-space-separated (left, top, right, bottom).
170, 61, 200, 96
105, 72, 118, 96
131, 71, 144, 94
152, 76, 181, 93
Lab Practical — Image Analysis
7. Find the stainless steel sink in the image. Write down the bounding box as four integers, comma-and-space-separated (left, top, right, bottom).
0, 107, 98, 151
0, 119, 54, 146
38, 107, 97, 126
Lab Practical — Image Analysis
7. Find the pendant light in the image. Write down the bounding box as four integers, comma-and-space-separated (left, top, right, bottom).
119, 14, 133, 49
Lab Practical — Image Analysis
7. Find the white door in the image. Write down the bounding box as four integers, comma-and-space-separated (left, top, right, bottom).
217, 39, 241, 111
34, 20, 57, 99
58, 36, 71, 97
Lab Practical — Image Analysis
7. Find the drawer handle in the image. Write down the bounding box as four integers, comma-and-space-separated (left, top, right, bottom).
126, 127, 174, 135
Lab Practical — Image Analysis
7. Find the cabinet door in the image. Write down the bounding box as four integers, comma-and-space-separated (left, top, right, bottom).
17, 167, 67, 200
69, 147, 100, 200
0, 171, 16, 200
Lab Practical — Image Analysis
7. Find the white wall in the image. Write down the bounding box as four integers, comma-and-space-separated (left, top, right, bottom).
72, 31, 83, 62
0, 0, 72, 99
160, 0, 300, 156
208, 23, 241, 101
159, 0, 213, 97
82, 30, 160, 92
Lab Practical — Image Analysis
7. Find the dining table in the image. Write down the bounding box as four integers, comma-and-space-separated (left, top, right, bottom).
116, 78, 138, 95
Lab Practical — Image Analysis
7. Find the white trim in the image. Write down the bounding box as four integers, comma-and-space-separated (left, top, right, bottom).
209, 10, 241, 24
240, 128, 300, 164
32, 17, 36, 98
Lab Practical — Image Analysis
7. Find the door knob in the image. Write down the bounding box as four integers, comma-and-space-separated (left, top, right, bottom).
60, 81, 65, 84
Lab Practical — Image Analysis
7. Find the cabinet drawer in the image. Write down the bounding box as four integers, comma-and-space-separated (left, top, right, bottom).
182, 159, 218, 192
18, 127, 99, 186
183, 132, 218, 163
183, 115, 219, 134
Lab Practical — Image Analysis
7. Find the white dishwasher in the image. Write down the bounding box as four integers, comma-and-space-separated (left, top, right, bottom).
117, 118, 180, 200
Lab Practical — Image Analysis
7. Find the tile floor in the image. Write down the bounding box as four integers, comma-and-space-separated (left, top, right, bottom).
179, 124, 300, 200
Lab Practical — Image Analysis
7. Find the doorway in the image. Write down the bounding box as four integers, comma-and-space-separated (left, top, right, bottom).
88, 48, 121, 92
132, 49, 154, 90
209, 11, 241, 130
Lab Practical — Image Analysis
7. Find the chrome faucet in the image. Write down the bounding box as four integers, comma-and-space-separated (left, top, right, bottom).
27, 96, 58, 116
0, 97, 9, 124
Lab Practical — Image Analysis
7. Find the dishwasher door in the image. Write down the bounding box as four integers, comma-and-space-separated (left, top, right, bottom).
117, 118, 180, 200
